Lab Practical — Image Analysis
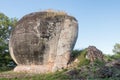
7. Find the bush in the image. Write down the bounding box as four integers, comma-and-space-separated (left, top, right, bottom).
77, 49, 90, 67
71, 49, 81, 58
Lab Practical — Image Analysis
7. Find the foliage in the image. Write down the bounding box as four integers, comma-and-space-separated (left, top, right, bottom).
108, 43, 120, 59
71, 49, 90, 67
0, 13, 17, 71
111, 54, 120, 60
77, 49, 90, 67
113, 43, 120, 54
93, 59, 105, 67
71, 49, 81, 59
104, 55, 113, 62
104, 43, 120, 60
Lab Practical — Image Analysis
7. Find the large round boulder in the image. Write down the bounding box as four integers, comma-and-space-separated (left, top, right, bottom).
9, 10, 78, 73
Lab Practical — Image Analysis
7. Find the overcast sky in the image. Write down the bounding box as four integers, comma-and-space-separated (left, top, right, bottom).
0, 0, 120, 55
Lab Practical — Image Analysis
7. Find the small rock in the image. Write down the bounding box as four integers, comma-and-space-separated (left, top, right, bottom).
86, 46, 104, 62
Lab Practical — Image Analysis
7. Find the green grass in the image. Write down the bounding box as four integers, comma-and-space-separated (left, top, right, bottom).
71, 49, 90, 67
77, 49, 90, 67
0, 70, 70, 80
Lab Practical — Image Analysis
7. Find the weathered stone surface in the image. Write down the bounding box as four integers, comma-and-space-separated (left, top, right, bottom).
97, 59, 120, 78
9, 10, 78, 73
86, 46, 104, 62
106, 59, 120, 68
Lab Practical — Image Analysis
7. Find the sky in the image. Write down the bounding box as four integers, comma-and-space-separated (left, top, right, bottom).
0, 0, 120, 55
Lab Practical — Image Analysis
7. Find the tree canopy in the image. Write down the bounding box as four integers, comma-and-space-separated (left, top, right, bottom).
113, 43, 120, 54
0, 13, 17, 71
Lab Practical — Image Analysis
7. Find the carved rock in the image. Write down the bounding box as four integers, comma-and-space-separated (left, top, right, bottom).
9, 10, 78, 73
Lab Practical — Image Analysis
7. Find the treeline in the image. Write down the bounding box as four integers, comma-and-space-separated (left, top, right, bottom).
0, 13, 17, 71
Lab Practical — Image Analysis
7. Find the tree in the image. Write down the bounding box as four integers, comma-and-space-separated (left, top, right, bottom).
113, 43, 120, 54
112, 43, 120, 59
0, 13, 17, 70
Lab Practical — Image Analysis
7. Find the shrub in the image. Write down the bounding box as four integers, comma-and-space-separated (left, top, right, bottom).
77, 49, 90, 67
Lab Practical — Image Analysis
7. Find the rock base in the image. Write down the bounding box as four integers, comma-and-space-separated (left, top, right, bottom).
14, 65, 52, 73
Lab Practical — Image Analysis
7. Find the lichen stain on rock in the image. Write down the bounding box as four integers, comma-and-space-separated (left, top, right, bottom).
9, 10, 78, 73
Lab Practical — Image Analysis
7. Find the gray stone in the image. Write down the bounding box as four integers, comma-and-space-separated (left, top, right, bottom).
86, 46, 104, 62
9, 10, 78, 73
